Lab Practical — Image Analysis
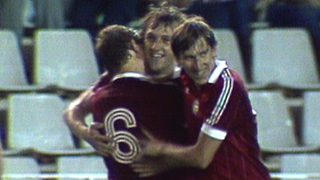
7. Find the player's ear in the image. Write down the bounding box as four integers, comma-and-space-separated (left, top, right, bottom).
131, 39, 144, 59
211, 45, 218, 57
131, 39, 139, 53
127, 49, 134, 60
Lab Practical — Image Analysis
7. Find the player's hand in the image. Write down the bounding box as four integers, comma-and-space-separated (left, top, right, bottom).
85, 122, 114, 157
132, 155, 171, 177
138, 128, 165, 157
131, 128, 169, 177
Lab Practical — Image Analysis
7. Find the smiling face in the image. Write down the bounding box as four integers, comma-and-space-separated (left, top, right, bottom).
178, 37, 217, 86
143, 24, 177, 81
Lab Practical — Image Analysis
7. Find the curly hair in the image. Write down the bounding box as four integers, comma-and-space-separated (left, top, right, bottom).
95, 25, 141, 75
141, 1, 187, 38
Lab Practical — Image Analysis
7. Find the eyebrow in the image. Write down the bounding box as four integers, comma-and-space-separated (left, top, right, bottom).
199, 48, 209, 54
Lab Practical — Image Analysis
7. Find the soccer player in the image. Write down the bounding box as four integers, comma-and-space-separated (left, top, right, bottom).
63, 3, 191, 180
132, 18, 271, 180
63, 2, 188, 157
86, 24, 187, 180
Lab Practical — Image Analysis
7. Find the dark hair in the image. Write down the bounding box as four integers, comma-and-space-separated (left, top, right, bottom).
171, 18, 217, 59
95, 25, 141, 75
141, 2, 187, 38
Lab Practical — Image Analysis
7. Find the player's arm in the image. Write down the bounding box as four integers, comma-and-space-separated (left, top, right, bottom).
156, 130, 223, 169
63, 88, 113, 156
64, 88, 93, 138
132, 126, 224, 177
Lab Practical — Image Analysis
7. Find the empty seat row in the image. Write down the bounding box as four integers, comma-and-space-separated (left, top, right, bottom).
2, 156, 107, 180
251, 28, 320, 90
0, 29, 100, 94
2, 93, 95, 156
3, 153, 320, 179
249, 90, 320, 153
249, 90, 320, 172
216, 28, 320, 90
1, 27, 319, 94
1, 90, 319, 155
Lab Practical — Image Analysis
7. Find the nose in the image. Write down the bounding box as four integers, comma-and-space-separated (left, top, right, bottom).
189, 57, 200, 71
151, 38, 163, 50
194, 57, 204, 69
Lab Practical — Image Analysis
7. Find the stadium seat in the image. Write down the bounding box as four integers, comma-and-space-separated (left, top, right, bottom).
214, 29, 247, 82
302, 91, 320, 146
2, 156, 41, 180
0, 30, 43, 93
33, 29, 100, 92
0, 30, 43, 133
251, 28, 320, 90
57, 155, 108, 180
281, 154, 320, 180
249, 90, 320, 153
6, 93, 95, 156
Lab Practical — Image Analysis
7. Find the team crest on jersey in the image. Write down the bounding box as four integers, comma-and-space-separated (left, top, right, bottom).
192, 99, 199, 116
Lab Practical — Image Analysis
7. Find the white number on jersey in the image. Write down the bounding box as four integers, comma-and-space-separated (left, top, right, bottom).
104, 108, 140, 164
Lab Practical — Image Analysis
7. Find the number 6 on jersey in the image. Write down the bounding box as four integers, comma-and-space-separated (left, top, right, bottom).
104, 108, 140, 164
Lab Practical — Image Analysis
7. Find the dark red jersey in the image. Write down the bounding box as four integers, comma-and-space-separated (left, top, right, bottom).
91, 72, 189, 180
92, 72, 112, 92
181, 61, 271, 180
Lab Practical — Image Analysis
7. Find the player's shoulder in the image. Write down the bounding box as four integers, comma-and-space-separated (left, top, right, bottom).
205, 60, 246, 91
112, 72, 151, 83
92, 71, 112, 92
213, 60, 244, 84
110, 72, 160, 91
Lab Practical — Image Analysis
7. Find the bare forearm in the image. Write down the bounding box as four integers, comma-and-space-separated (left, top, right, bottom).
159, 144, 204, 169
63, 88, 93, 139
159, 133, 221, 169
63, 104, 90, 139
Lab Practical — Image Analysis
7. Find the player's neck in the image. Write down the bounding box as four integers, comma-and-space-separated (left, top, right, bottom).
149, 72, 173, 83
119, 57, 145, 75
119, 68, 145, 75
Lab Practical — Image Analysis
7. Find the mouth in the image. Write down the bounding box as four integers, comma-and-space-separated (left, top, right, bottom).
194, 69, 206, 76
151, 51, 165, 60
199, 70, 207, 77
193, 70, 208, 81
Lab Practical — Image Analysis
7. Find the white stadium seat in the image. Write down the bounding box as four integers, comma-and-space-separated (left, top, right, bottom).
249, 90, 320, 153
34, 30, 100, 92
252, 28, 320, 90
2, 156, 41, 180
0, 30, 42, 92
7, 93, 94, 155
281, 154, 320, 180
302, 91, 320, 146
214, 29, 247, 82
57, 156, 108, 180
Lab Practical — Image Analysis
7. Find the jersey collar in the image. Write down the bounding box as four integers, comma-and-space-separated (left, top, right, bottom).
112, 72, 151, 82
207, 60, 228, 84
172, 65, 182, 79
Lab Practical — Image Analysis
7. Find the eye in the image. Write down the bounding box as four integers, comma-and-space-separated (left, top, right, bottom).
162, 36, 170, 44
183, 56, 195, 62
146, 34, 155, 43
199, 49, 208, 57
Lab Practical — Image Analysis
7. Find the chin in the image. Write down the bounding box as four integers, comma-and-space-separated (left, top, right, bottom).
195, 78, 207, 86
